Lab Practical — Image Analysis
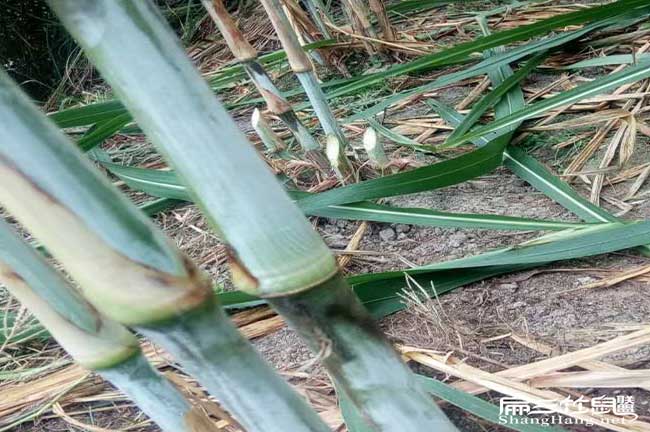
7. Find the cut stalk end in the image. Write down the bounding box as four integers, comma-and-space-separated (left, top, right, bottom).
0, 260, 140, 370
363, 126, 390, 169
327, 134, 355, 183
252, 108, 286, 153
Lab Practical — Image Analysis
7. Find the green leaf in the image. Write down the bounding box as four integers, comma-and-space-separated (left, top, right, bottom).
415, 375, 567, 432
560, 53, 650, 69
309, 201, 589, 231
298, 135, 510, 213
50, 100, 127, 129
479, 15, 525, 134
428, 51, 650, 257
444, 52, 547, 144
0, 311, 50, 345
335, 0, 648, 103
419, 222, 650, 270
106, 163, 589, 231
345, 20, 607, 122
426, 82, 613, 224
103, 162, 190, 200
338, 390, 374, 432
139, 198, 182, 216
218, 290, 266, 310
440, 61, 650, 148
503, 146, 614, 222
77, 112, 133, 151
344, 218, 650, 315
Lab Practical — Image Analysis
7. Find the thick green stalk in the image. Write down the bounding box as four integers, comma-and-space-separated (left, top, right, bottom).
0, 67, 330, 432
0, 220, 207, 432
46, 1, 458, 430
47, 0, 337, 299
259, 0, 350, 149
270, 274, 459, 431
138, 297, 331, 432
243, 60, 329, 167
202, 0, 327, 167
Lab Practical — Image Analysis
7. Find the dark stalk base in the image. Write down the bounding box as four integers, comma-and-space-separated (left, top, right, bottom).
270, 273, 459, 432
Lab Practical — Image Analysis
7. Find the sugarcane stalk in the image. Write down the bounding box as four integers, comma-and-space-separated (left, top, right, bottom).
282, 0, 325, 67
326, 133, 355, 182
346, 0, 376, 38
0, 220, 209, 432
368, 0, 396, 42
269, 274, 459, 431
202, 0, 328, 168
43, 1, 459, 430
285, 0, 351, 77
258, 0, 350, 149
282, 0, 333, 67
302, 0, 332, 38
252, 108, 286, 153
0, 67, 330, 432
343, 0, 377, 55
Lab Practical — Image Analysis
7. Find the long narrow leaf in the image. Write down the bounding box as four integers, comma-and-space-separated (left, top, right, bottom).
106, 162, 588, 231
298, 135, 510, 212
334, 0, 648, 102
445, 51, 546, 143
561, 53, 650, 69
418, 222, 650, 270
105, 139, 512, 223
427, 91, 613, 224
440, 61, 650, 148
308, 201, 588, 231
50, 100, 127, 129
347, 219, 650, 309
346, 20, 609, 122
415, 375, 567, 432
428, 61, 650, 257
77, 112, 133, 151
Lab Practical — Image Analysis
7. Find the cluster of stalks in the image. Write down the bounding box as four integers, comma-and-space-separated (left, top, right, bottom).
0, 1, 456, 431
204, 0, 396, 183
342, 0, 396, 55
